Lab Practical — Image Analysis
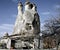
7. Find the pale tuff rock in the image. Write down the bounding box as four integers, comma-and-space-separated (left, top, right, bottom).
13, 1, 40, 36
32, 3, 40, 34
0, 1, 40, 49
25, 1, 31, 11
13, 2, 23, 34
22, 2, 35, 35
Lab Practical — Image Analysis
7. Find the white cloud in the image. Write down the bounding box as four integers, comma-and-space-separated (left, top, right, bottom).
54, 5, 60, 9
0, 24, 14, 37
0, 32, 4, 37
0, 31, 12, 37
41, 23, 45, 31
0, 24, 14, 30
41, 12, 50, 15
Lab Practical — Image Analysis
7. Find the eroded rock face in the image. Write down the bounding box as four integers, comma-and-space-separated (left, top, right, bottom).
0, 2, 40, 49
13, 2, 40, 36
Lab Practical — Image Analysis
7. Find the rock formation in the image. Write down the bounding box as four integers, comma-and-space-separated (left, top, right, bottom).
13, 2, 23, 34
0, 1, 40, 49
12, 1, 40, 48
13, 1, 40, 37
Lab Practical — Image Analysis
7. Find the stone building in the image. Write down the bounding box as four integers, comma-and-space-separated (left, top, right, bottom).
0, 1, 40, 49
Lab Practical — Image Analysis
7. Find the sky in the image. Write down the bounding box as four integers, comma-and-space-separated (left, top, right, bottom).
0, 0, 60, 37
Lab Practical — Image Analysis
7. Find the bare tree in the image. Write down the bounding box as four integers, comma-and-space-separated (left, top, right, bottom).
42, 8, 60, 49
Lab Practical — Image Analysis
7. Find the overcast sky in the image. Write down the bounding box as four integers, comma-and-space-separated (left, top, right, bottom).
0, 0, 60, 37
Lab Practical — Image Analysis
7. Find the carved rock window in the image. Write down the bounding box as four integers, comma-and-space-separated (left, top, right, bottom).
25, 23, 31, 30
